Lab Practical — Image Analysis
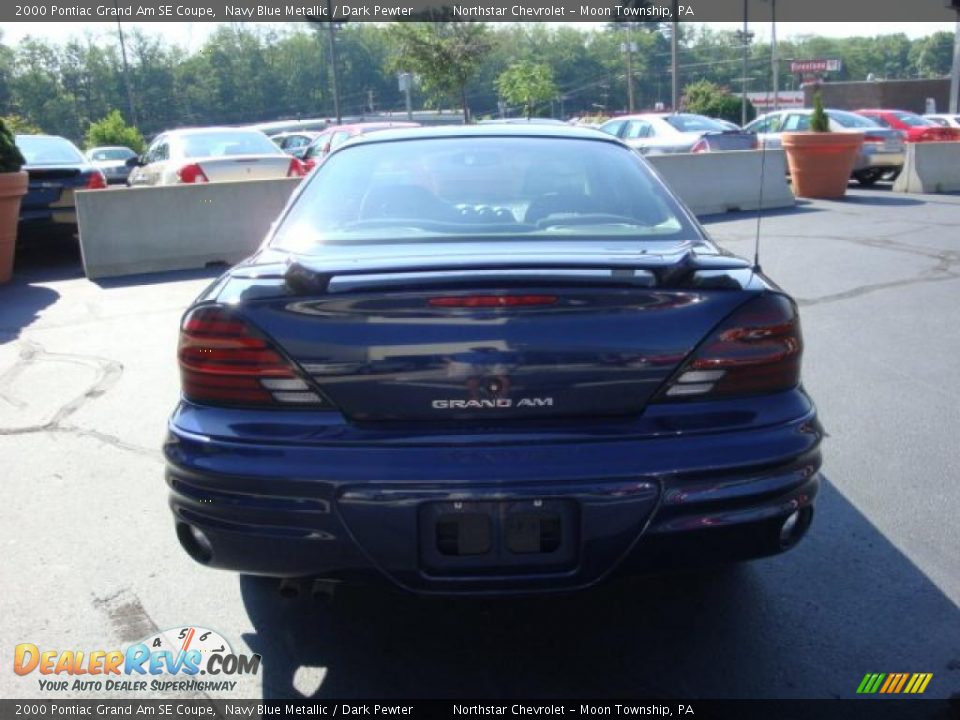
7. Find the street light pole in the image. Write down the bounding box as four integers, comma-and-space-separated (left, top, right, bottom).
114, 15, 138, 128
325, 0, 342, 125
771, 0, 779, 111
950, 10, 960, 114
671, 0, 679, 111
741, 0, 749, 126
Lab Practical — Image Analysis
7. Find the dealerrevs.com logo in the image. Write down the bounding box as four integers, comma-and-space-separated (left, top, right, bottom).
14, 626, 260, 693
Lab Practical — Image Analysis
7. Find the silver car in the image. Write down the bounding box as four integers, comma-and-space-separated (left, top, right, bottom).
127, 127, 305, 186
598, 113, 757, 155
743, 109, 905, 186
86, 146, 137, 184
924, 114, 960, 129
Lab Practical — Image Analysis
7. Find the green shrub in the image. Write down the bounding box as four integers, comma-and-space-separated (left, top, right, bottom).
810, 91, 830, 132
0, 118, 26, 173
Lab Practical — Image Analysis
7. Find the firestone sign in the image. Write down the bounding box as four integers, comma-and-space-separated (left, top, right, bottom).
790, 59, 843, 74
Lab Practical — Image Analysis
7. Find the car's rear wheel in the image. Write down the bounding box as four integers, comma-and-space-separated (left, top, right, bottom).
854, 168, 884, 186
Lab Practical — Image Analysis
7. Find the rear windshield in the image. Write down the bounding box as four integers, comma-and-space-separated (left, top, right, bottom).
16, 135, 85, 165
271, 137, 700, 252
892, 111, 934, 127
179, 131, 281, 159
663, 114, 730, 133
89, 147, 136, 161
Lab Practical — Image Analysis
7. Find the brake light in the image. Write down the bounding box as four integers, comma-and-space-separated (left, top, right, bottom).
863, 134, 887, 144
178, 306, 326, 407
287, 157, 307, 177
690, 139, 709, 153
655, 294, 802, 401
428, 295, 557, 308
177, 163, 209, 184
302, 159, 317, 172
85, 171, 107, 190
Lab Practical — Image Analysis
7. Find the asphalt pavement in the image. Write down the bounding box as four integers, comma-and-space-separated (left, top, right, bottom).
1, 188, 958, 701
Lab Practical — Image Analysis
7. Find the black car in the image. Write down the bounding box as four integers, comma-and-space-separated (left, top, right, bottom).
15, 134, 107, 241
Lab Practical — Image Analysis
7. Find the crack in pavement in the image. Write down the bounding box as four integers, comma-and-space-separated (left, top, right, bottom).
0, 339, 161, 460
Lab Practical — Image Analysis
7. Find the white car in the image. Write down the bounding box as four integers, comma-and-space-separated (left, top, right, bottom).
86, 146, 137, 184
924, 114, 960, 129
598, 113, 757, 154
127, 127, 306, 186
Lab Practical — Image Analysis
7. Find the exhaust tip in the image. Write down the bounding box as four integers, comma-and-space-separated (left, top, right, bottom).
176, 522, 213, 564
779, 507, 813, 550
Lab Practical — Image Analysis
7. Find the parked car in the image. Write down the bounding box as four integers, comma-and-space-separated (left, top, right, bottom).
15, 134, 106, 241
598, 113, 757, 154
86, 145, 137, 184
127, 127, 306, 186
744, 109, 905, 186
268, 131, 321, 158
300, 122, 420, 170
166, 125, 822, 596
854, 109, 960, 142
478, 118, 569, 125
923, 113, 960, 129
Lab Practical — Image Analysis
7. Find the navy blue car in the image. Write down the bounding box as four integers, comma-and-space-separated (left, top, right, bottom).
165, 126, 822, 595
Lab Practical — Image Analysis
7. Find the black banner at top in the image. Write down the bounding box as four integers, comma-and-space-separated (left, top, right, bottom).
5, 0, 960, 23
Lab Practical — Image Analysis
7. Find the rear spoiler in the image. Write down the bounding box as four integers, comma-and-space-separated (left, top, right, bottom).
283, 249, 752, 295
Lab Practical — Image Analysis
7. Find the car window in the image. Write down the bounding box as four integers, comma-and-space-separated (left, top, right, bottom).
623, 120, 653, 139
599, 120, 625, 137
927, 117, 948, 127
89, 147, 135, 161
15, 135, 86, 165
746, 116, 779, 133
303, 133, 332, 160
783, 114, 810, 132
329, 131, 352, 149
663, 114, 729, 133
828, 110, 881, 128
286, 135, 311, 149
146, 139, 169, 163
180, 130, 281, 159
272, 137, 700, 252
866, 114, 890, 127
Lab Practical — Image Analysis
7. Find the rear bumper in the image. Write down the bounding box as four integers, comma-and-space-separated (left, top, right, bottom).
853, 149, 904, 172
165, 400, 823, 595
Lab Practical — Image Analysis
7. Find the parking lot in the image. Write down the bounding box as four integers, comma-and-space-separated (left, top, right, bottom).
1, 187, 958, 700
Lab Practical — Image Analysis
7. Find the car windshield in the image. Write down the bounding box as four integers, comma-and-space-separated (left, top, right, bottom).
16, 135, 85, 165
663, 114, 731, 133
89, 147, 135, 161
271, 136, 698, 253
892, 111, 934, 127
179, 130, 281, 159
829, 111, 881, 128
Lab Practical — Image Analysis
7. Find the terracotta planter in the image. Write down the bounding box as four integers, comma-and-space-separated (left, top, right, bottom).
781, 132, 864, 199
0, 171, 28, 284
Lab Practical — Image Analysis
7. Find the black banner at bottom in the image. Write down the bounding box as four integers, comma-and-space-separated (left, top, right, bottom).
0, 700, 958, 720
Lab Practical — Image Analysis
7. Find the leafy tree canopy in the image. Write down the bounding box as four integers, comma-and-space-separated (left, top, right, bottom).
496, 62, 557, 119
84, 109, 145, 153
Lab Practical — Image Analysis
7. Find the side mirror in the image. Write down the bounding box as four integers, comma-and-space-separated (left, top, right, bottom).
125, 155, 143, 168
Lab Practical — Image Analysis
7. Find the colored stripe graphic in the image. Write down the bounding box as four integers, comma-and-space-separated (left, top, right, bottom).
858, 672, 932, 694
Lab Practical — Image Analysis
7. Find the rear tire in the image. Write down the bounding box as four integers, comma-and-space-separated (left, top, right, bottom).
854, 168, 883, 186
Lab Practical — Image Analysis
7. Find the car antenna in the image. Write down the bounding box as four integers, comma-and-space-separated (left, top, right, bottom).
752, 128, 767, 274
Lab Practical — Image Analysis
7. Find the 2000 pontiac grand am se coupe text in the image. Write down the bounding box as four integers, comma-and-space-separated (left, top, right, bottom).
164, 126, 823, 596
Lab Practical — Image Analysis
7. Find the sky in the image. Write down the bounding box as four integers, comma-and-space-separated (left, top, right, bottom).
2, 21, 954, 50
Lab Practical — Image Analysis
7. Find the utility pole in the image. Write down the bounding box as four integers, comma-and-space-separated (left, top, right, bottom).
741, 0, 749, 126
771, 0, 779, 111
399, 72, 413, 121
325, 0, 342, 125
671, 0, 679, 111
114, 16, 138, 128
621, 35, 637, 112
951, 9, 960, 114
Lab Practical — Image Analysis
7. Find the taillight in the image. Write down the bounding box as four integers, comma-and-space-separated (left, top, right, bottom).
863, 134, 887, 144
655, 294, 802, 401
690, 138, 709, 153
428, 295, 557, 308
177, 163, 209, 184
85, 171, 107, 190
178, 306, 327, 407
302, 159, 316, 172
287, 157, 307, 177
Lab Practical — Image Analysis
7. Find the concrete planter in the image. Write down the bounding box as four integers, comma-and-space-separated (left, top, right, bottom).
0, 171, 28, 284
782, 132, 863, 199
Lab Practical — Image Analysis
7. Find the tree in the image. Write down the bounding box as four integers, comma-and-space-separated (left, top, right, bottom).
390, 22, 491, 123
496, 62, 557, 119
682, 79, 755, 125
84, 110, 144, 152
1, 114, 42, 134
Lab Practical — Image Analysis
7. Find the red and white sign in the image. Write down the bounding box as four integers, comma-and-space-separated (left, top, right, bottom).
790, 59, 842, 74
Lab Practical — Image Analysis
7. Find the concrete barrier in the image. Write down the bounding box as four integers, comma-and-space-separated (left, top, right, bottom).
76, 178, 300, 279
893, 142, 960, 194
646, 149, 795, 216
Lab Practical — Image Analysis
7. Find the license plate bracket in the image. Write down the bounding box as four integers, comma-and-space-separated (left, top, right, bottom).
419, 499, 578, 575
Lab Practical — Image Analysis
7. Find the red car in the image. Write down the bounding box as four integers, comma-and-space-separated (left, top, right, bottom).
300, 122, 420, 171
855, 109, 960, 142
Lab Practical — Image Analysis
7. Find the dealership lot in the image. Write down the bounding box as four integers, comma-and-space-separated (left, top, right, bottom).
1, 189, 958, 700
